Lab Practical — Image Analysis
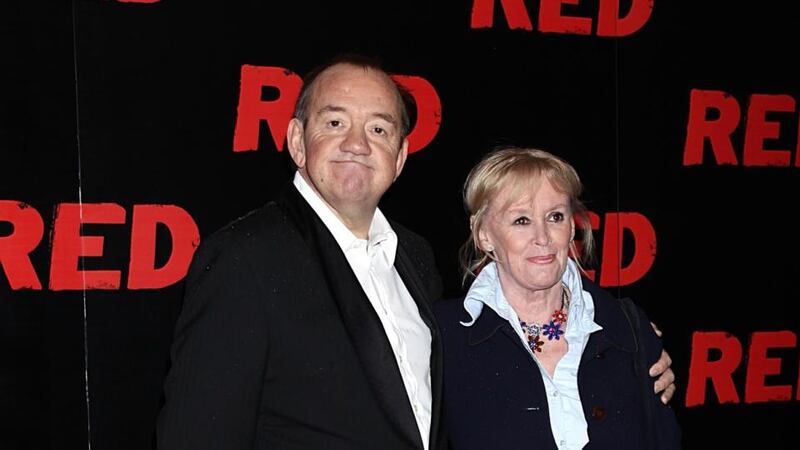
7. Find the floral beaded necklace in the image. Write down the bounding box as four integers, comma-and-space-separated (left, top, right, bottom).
519, 286, 570, 353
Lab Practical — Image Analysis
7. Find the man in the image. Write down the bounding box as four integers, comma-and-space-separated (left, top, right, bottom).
157, 55, 674, 450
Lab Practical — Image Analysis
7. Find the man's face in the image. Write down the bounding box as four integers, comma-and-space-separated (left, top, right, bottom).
288, 63, 408, 228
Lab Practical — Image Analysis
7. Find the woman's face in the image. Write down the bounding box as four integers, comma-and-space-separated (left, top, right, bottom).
478, 176, 574, 298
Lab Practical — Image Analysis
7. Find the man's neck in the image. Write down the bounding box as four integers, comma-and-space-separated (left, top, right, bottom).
333, 206, 375, 240
293, 171, 376, 240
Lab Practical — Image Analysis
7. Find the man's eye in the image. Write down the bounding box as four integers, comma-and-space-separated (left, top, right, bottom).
328, 120, 342, 128
372, 126, 386, 135
513, 217, 530, 225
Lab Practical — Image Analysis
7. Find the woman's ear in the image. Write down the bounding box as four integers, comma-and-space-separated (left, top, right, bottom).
477, 227, 493, 253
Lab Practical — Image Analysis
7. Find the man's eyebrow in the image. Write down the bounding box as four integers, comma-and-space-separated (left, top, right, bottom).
315, 105, 345, 115
372, 112, 397, 125
315, 105, 398, 125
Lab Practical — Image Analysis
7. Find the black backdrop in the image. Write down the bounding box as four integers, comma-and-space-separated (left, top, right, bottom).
2, 1, 798, 449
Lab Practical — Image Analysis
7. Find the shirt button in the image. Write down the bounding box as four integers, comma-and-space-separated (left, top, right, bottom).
559, 440, 566, 447
552, 390, 559, 397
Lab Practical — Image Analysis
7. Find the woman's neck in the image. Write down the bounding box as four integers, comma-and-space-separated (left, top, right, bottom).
503, 281, 565, 324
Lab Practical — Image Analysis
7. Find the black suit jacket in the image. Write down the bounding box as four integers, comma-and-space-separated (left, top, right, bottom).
157, 183, 444, 450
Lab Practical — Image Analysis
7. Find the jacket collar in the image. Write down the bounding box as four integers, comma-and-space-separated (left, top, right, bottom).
580, 281, 639, 357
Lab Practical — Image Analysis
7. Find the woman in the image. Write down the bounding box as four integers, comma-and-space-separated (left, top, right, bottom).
435, 147, 681, 449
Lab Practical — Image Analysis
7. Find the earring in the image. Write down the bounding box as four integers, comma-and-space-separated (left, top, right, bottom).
485, 245, 494, 252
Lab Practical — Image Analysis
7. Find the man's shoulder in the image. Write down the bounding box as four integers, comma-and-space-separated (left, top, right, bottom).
209, 201, 286, 239
432, 296, 467, 322
389, 219, 437, 262
389, 219, 429, 245
388, 218, 445, 298
194, 201, 300, 258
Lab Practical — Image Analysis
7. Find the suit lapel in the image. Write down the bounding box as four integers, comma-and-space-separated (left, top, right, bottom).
278, 184, 424, 450
395, 244, 442, 449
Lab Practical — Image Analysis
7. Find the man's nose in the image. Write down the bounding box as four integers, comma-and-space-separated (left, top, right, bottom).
341, 127, 370, 155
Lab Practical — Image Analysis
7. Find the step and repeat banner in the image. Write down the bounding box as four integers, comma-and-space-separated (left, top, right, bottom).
2, 1, 798, 449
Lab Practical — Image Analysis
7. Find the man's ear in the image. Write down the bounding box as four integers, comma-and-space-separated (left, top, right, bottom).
393, 138, 409, 181
287, 118, 306, 168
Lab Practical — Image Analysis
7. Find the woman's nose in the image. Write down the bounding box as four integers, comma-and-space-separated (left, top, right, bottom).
532, 225, 552, 246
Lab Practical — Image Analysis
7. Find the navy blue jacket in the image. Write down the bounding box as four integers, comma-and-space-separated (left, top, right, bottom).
434, 278, 681, 449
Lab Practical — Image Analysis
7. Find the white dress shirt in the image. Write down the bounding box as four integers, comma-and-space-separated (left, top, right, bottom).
293, 172, 432, 449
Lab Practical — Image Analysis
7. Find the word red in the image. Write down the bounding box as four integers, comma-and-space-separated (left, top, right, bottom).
0, 201, 199, 290
684, 89, 800, 167
579, 211, 656, 287
233, 65, 442, 155
2, 204, 655, 289
470, 0, 652, 36
686, 331, 799, 406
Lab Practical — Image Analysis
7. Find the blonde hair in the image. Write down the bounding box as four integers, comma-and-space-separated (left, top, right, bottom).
460, 147, 595, 285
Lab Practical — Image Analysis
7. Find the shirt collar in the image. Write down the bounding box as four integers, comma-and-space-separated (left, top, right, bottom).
293, 172, 398, 263
460, 263, 502, 326
461, 259, 603, 335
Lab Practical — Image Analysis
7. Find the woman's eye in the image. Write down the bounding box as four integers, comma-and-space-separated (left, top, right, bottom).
548, 212, 565, 223
513, 217, 530, 225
